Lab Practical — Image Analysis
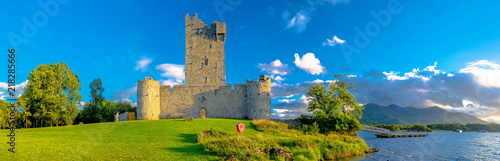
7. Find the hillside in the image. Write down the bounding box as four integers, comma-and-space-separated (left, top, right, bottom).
0, 119, 257, 160
0, 118, 368, 160
360, 103, 489, 125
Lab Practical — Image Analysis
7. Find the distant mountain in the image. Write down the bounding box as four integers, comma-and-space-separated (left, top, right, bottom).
359, 103, 489, 125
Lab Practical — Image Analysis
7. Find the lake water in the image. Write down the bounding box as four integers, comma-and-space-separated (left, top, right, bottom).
350, 131, 500, 160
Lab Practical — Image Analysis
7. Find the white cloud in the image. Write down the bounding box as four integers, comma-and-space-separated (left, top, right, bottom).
135, 56, 153, 72
119, 98, 138, 107
280, 0, 350, 33
294, 53, 326, 75
322, 35, 345, 47
483, 116, 500, 124
111, 84, 137, 102
278, 98, 296, 103
311, 79, 324, 84
77, 102, 86, 110
274, 76, 285, 83
271, 60, 500, 121
382, 71, 407, 80
284, 11, 311, 33
459, 60, 500, 88
155, 63, 185, 85
0, 80, 28, 100
383, 62, 447, 81
272, 94, 312, 119
257, 59, 291, 76
423, 62, 442, 75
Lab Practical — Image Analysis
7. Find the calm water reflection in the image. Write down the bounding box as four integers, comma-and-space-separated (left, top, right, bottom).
349, 131, 500, 160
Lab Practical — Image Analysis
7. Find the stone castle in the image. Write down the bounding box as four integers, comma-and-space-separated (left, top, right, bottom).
136, 13, 271, 120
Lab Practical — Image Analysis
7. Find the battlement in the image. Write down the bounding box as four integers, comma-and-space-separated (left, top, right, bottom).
137, 13, 270, 120
185, 13, 226, 42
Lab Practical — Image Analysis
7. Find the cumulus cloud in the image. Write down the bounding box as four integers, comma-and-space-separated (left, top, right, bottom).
258, 59, 291, 85
155, 63, 185, 85
322, 35, 345, 47
0, 80, 28, 100
294, 53, 326, 75
257, 59, 291, 76
272, 95, 311, 119
271, 61, 500, 121
274, 76, 285, 83
459, 60, 500, 88
135, 56, 153, 72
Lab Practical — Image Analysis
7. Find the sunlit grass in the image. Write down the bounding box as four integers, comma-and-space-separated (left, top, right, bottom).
198, 119, 370, 160
0, 118, 369, 160
0, 118, 256, 160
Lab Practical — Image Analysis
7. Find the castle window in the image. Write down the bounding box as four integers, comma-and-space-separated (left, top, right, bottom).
215, 63, 217, 68
210, 45, 212, 49
205, 59, 208, 65
205, 77, 208, 83
201, 62, 203, 68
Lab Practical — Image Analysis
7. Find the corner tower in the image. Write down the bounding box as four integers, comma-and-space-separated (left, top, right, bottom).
137, 77, 160, 120
185, 13, 226, 85
246, 75, 272, 119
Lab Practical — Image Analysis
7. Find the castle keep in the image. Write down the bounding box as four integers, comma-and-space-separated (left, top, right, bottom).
136, 13, 271, 120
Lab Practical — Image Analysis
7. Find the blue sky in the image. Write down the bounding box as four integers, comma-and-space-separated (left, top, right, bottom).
2, 0, 500, 122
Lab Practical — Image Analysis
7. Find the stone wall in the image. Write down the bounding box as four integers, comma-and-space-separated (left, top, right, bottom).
185, 13, 226, 86
159, 83, 248, 119
246, 75, 272, 119
136, 14, 271, 120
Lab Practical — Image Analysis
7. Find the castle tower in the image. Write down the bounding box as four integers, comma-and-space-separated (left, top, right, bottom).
137, 77, 160, 120
185, 13, 226, 85
246, 75, 272, 119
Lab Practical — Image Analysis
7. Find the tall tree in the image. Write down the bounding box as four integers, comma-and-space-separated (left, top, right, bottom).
79, 78, 108, 123
306, 74, 363, 119
306, 74, 364, 133
17, 62, 82, 127
89, 78, 105, 104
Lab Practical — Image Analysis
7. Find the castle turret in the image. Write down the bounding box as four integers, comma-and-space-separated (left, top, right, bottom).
137, 77, 160, 120
246, 75, 271, 119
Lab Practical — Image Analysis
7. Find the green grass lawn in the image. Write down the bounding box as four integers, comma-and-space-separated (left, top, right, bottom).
0, 118, 261, 161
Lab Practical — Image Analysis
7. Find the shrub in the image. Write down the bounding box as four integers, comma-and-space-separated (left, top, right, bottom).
301, 125, 309, 133
198, 120, 370, 160
310, 122, 320, 134
185, 117, 194, 122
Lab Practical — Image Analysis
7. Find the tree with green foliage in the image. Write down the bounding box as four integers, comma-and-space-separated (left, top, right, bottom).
0, 99, 11, 129
17, 62, 81, 127
77, 78, 137, 123
306, 74, 364, 133
78, 78, 107, 123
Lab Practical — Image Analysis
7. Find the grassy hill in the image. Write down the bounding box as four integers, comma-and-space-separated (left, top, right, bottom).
1, 119, 258, 160
360, 103, 489, 125
1, 118, 369, 160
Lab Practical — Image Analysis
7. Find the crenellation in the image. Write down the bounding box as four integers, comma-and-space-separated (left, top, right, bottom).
137, 14, 270, 120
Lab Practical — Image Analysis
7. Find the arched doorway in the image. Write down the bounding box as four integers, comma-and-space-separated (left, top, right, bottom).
200, 107, 206, 119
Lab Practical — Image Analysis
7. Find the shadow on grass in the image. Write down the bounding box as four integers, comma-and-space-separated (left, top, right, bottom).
162, 144, 204, 157
249, 122, 263, 132
161, 133, 204, 157
180, 134, 198, 143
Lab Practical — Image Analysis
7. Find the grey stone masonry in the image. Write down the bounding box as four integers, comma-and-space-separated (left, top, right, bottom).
136, 13, 271, 120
